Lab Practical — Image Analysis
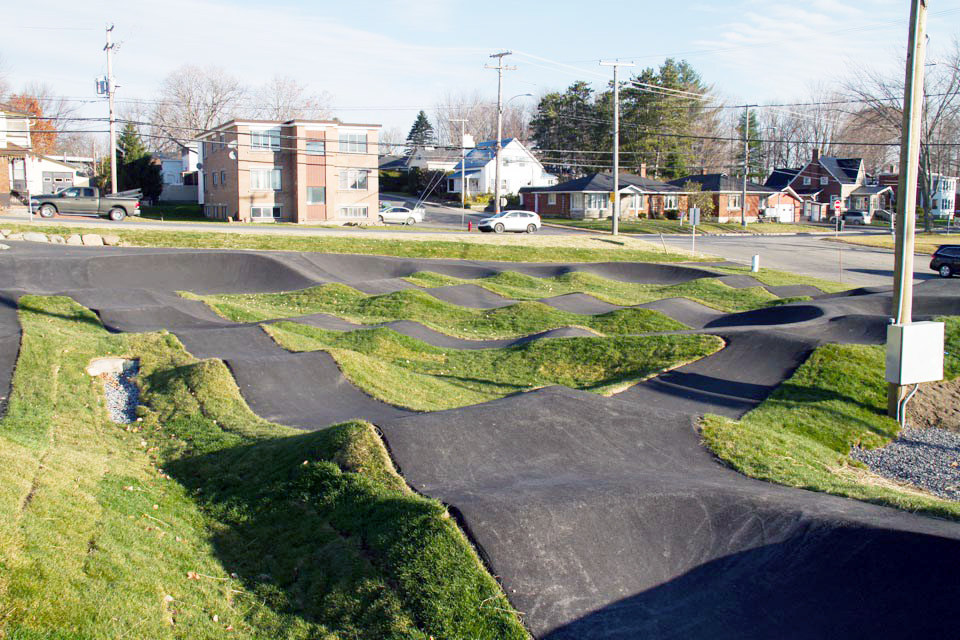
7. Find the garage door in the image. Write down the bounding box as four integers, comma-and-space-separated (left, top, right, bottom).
42, 172, 73, 194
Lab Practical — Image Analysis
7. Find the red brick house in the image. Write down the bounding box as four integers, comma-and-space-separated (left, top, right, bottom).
778, 151, 892, 221
519, 172, 686, 220
668, 173, 779, 223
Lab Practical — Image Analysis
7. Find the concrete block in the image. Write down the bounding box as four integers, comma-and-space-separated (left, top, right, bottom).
81, 234, 104, 246
66, 234, 83, 246
23, 232, 49, 243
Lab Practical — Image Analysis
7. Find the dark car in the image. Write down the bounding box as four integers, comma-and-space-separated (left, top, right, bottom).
930, 245, 960, 278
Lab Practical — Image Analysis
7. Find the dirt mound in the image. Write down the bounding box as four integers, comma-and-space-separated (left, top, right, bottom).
909, 378, 960, 432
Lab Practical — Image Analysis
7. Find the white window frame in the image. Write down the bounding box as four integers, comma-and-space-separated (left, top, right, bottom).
803, 177, 811, 186
728, 194, 742, 210
307, 186, 326, 205
250, 205, 281, 220
250, 127, 281, 151
664, 194, 678, 209
212, 172, 218, 186
339, 168, 369, 191
220, 170, 225, 186
249, 167, 282, 191
820, 176, 829, 185
338, 131, 367, 154
572, 193, 584, 209
339, 205, 369, 219
306, 139, 326, 156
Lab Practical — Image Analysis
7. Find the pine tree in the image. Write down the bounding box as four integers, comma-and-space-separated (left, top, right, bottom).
406, 110, 435, 148
117, 122, 148, 164
735, 109, 764, 181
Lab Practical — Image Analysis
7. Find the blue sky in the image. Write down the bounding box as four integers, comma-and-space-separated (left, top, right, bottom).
4, 0, 960, 136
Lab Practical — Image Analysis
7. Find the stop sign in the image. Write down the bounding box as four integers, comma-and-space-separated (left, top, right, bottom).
833, 200, 842, 211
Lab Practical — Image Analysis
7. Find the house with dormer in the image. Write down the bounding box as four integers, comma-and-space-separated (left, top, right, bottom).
774, 151, 892, 221
447, 138, 556, 197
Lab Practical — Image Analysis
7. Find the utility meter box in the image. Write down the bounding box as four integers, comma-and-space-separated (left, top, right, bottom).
885, 322, 944, 385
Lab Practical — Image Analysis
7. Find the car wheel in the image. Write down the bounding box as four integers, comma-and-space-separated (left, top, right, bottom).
108, 207, 125, 222
38, 204, 56, 218
494, 223, 504, 233
940, 264, 953, 278
526, 223, 537, 234
378, 215, 385, 224
406, 217, 415, 225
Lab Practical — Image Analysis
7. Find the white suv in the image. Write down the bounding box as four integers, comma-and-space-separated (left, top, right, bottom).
478, 210, 541, 233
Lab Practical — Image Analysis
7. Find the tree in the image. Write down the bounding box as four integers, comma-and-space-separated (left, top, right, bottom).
119, 156, 162, 201
735, 108, 764, 181
406, 110, 435, 148
5, 93, 57, 154
530, 81, 601, 175
117, 122, 148, 164
683, 181, 716, 218
252, 75, 331, 121
151, 65, 246, 150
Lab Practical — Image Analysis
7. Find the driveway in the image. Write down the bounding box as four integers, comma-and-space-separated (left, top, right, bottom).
659, 232, 936, 287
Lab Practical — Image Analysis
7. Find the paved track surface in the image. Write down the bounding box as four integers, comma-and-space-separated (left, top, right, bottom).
0, 242, 959, 639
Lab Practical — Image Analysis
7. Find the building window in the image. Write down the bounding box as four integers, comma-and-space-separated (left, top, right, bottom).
339, 206, 368, 219
585, 193, 607, 209
307, 187, 326, 204
728, 194, 742, 209
250, 127, 281, 151
820, 176, 829, 185
218, 132, 225, 150
339, 169, 369, 190
250, 167, 282, 190
250, 206, 281, 220
212, 172, 218, 186
548, 193, 557, 205
306, 140, 325, 156
573, 193, 584, 209
759, 196, 769, 209
803, 177, 811, 186
664, 194, 678, 209
220, 170, 226, 186
339, 132, 367, 153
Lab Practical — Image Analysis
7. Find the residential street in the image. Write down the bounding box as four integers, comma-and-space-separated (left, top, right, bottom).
659, 232, 937, 287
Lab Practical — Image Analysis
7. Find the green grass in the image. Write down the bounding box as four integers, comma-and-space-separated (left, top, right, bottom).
0, 295, 526, 638
403, 270, 785, 313
701, 340, 960, 520
141, 203, 216, 223
543, 218, 823, 235
264, 323, 723, 410
0, 222, 698, 264
192, 283, 689, 338
706, 265, 852, 294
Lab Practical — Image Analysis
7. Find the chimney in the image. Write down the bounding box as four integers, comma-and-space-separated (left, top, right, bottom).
639, 163, 647, 178
812, 149, 820, 162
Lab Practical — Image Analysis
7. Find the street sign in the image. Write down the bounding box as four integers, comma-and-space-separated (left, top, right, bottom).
688, 207, 701, 226
833, 199, 842, 211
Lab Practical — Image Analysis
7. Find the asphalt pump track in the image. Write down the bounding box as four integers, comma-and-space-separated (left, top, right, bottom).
1, 243, 959, 638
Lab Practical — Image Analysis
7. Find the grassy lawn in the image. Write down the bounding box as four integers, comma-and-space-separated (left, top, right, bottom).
701, 336, 960, 520
191, 283, 689, 338
705, 265, 852, 294
141, 203, 217, 223
0, 222, 699, 264
403, 270, 785, 313
0, 295, 526, 638
264, 323, 723, 410
543, 218, 823, 235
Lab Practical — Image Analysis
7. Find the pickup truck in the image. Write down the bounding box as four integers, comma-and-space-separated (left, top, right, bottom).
32, 186, 141, 221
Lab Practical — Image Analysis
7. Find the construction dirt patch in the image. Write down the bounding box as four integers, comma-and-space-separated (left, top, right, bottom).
909, 377, 960, 432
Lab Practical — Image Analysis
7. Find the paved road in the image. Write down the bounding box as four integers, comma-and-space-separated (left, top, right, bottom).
660, 232, 936, 287
380, 194, 579, 235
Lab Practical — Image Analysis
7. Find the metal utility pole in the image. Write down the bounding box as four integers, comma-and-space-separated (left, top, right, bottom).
105, 24, 119, 194
451, 118, 468, 227
600, 60, 635, 236
485, 51, 515, 214
741, 104, 753, 228
888, 0, 928, 417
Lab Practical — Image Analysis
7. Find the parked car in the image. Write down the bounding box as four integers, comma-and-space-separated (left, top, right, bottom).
930, 244, 960, 278
378, 205, 423, 225
478, 210, 541, 233
828, 210, 871, 225
32, 186, 141, 221
872, 209, 894, 222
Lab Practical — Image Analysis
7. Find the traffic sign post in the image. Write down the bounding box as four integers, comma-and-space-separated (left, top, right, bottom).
689, 207, 700, 256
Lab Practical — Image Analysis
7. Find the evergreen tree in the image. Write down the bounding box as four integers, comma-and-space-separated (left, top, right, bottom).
735, 109, 764, 181
117, 122, 148, 164
530, 81, 600, 176
406, 110, 435, 148
119, 157, 162, 201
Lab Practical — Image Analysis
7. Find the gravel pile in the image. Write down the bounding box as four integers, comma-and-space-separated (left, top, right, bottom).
852, 426, 960, 502
101, 361, 140, 424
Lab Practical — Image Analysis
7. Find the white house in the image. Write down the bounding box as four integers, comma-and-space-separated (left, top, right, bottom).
158, 143, 199, 202
22, 154, 90, 194
447, 138, 557, 197
929, 174, 957, 219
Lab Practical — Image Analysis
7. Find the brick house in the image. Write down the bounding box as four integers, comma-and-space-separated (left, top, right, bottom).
668, 173, 776, 223
198, 119, 380, 224
777, 151, 892, 221
0, 109, 33, 209
519, 172, 686, 220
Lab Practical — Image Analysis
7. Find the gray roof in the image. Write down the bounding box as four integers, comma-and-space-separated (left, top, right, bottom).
765, 168, 801, 191
410, 147, 461, 163
669, 173, 775, 194
819, 157, 862, 184
851, 184, 893, 196
519, 172, 681, 194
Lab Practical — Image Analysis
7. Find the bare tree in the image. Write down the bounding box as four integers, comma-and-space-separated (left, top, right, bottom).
251, 75, 331, 121
150, 65, 247, 150
0, 53, 9, 102
433, 89, 528, 148
378, 126, 405, 155
845, 41, 960, 230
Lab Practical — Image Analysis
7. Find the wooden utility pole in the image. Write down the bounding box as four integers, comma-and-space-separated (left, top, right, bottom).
451, 118, 468, 227
600, 60, 635, 236
741, 104, 752, 228
888, 0, 928, 417
105, 24, 119, 194
485, 52, 515, 214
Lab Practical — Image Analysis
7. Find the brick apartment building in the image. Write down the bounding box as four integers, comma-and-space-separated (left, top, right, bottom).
198, 119, 380, 223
